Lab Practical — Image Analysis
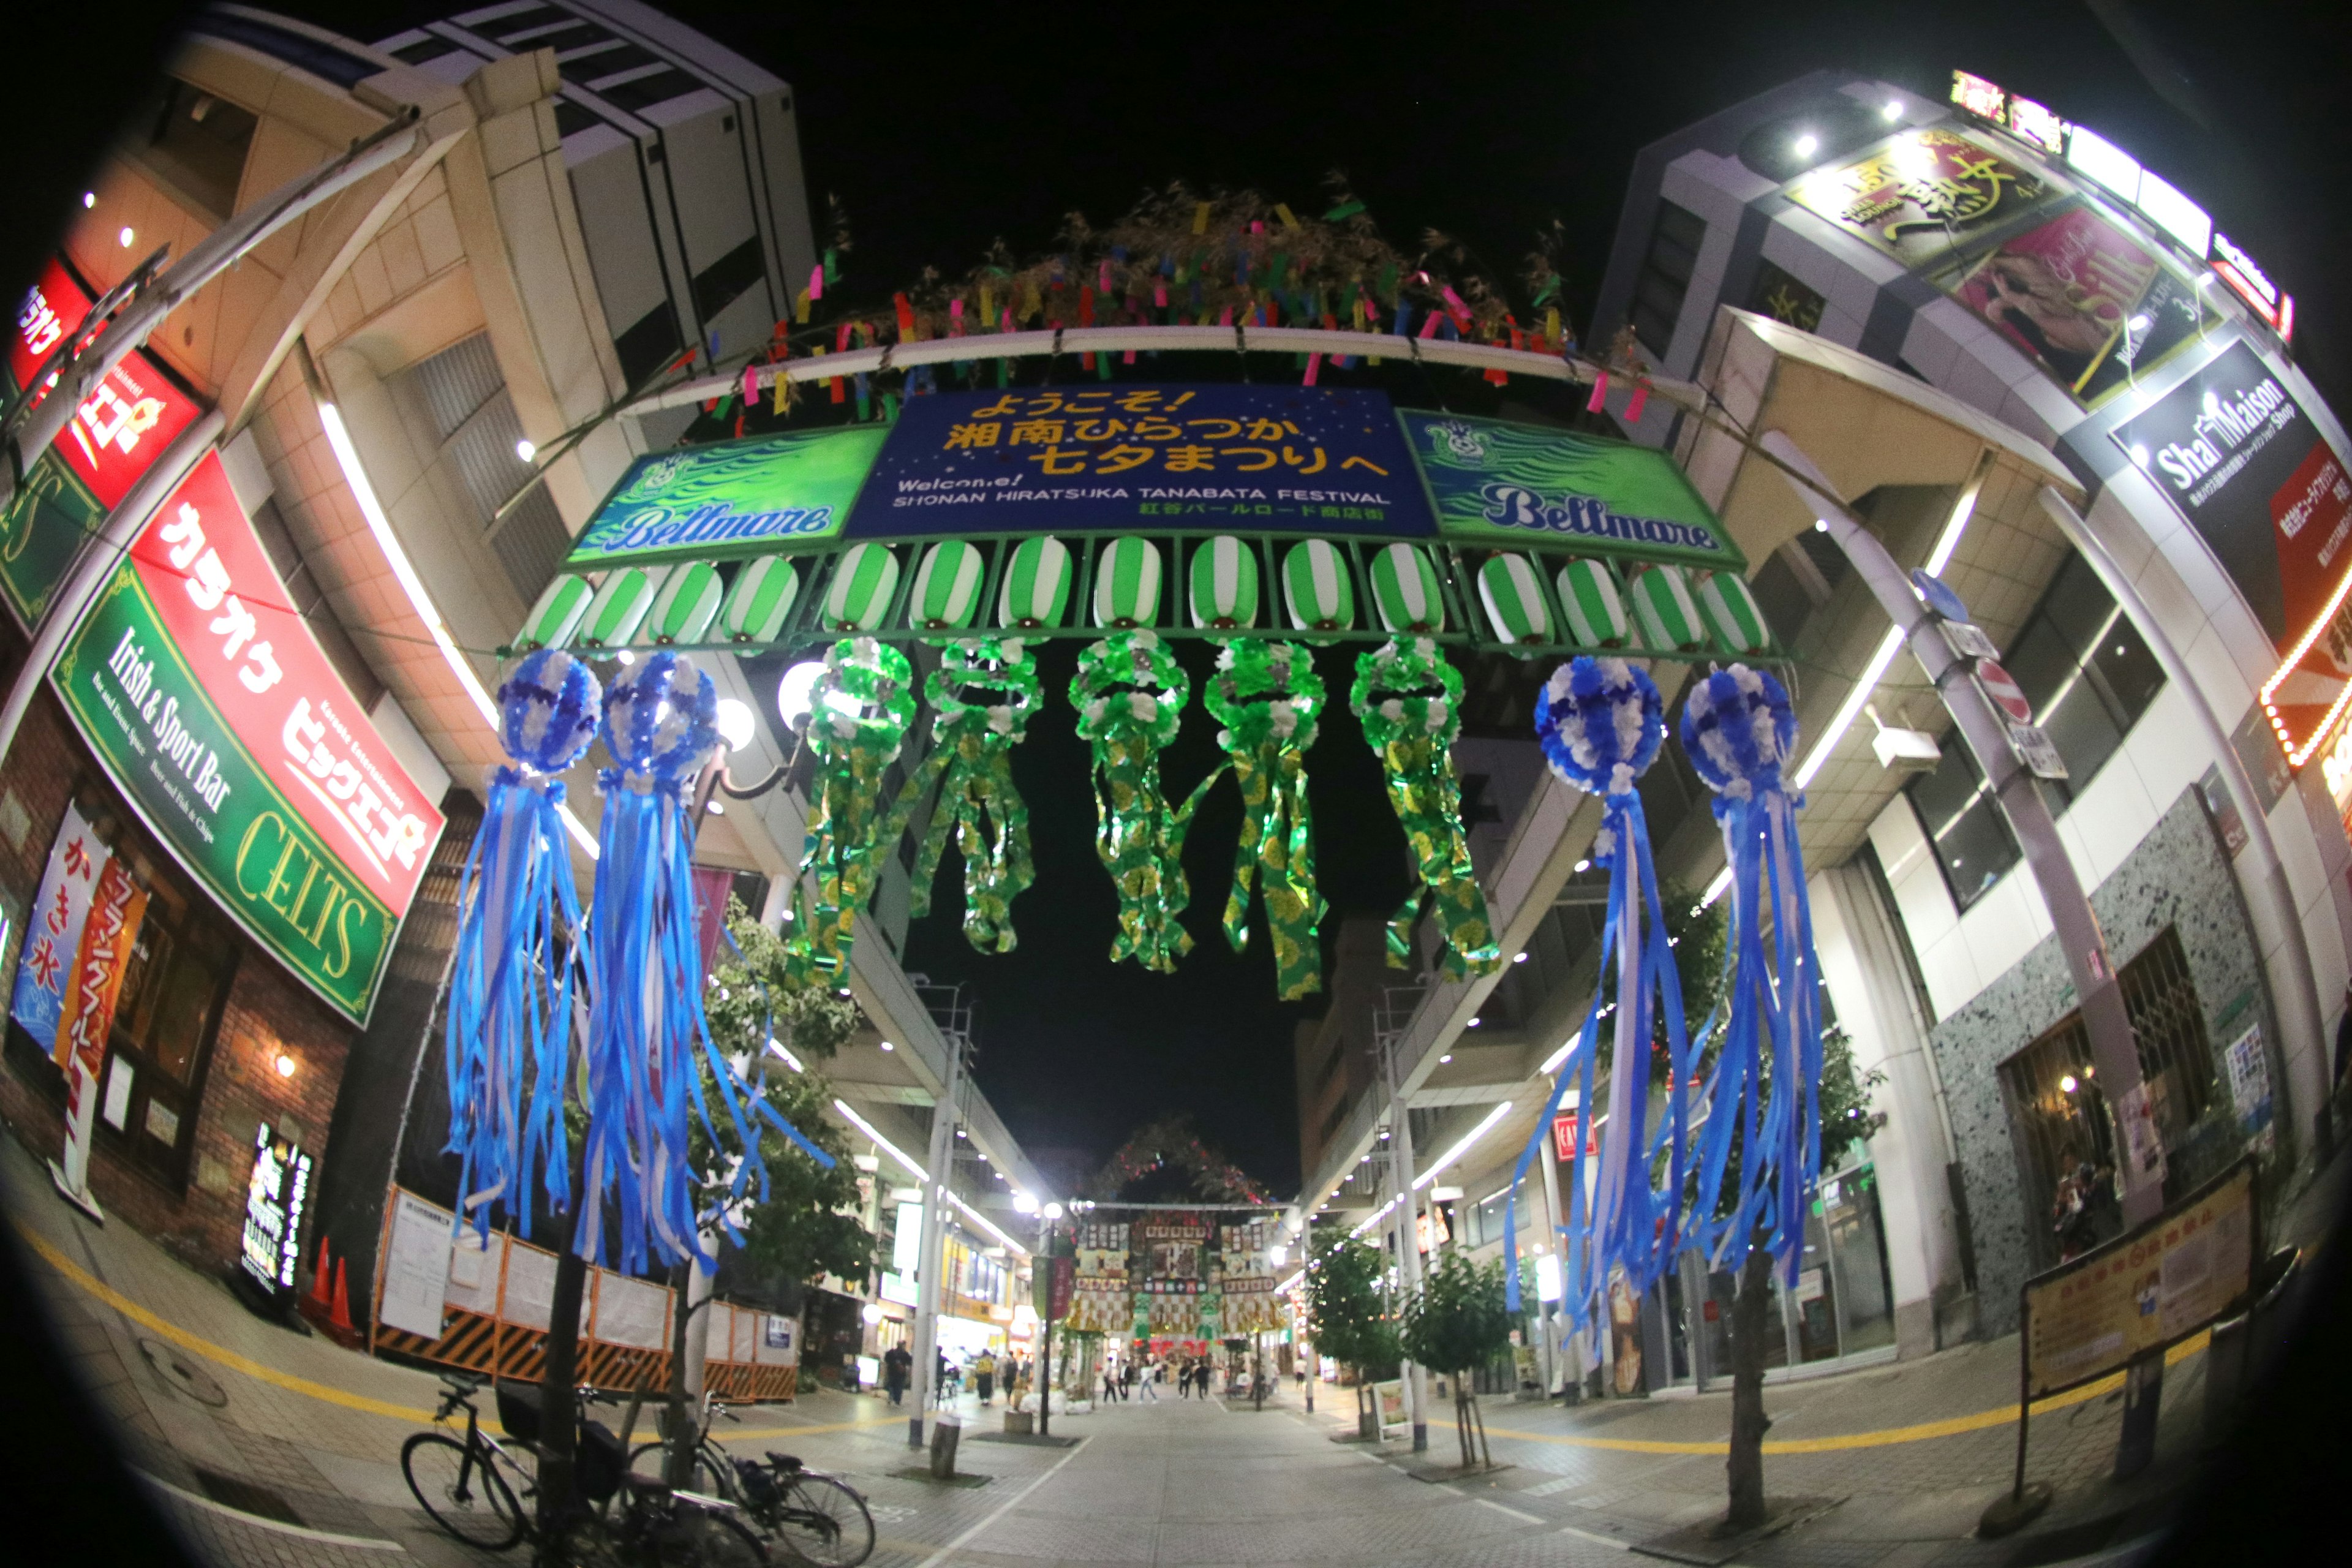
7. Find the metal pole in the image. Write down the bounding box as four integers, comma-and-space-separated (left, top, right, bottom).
2037, 486, 2328, 1169
0, 410, 222, 765
1537, 1126, 1567, 1397
907, 1040, 962, 1449
1383, 1042, 1429, 1452
1, 111, 421, 515
1761, 431, 2161, 1226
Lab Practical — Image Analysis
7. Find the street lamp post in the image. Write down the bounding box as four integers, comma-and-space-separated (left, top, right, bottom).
1382, 1038, 1429, 1453
907, 1038, 964, 1450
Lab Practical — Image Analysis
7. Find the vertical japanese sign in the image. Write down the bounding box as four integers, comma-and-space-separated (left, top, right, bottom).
239, 1121, 314, 1301
9, 802, 106, 1052
2111, 341, 2352, 761
4, 258, 204, 626
48, 452, 446, 1023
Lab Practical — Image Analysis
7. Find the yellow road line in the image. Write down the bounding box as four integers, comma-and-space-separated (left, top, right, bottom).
16, 1219, 908, 1439
1483, 1330, 2212, 1457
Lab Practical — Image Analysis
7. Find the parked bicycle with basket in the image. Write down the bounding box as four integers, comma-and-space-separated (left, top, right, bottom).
627, 1390, 875, 1567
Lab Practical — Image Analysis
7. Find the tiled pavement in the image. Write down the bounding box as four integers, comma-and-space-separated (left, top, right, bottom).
9, 1117, 2320, 1567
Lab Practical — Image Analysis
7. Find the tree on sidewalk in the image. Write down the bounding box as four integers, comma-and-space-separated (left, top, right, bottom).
1303, 1231, 1400, 1439
1399, 1248, 1515, 1469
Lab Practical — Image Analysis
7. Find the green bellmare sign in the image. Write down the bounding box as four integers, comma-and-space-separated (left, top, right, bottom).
567, 424, 886, 568
1400, 410, 1743, 569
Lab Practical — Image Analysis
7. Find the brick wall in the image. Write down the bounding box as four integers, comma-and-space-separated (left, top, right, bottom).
0, 665, 358, 1277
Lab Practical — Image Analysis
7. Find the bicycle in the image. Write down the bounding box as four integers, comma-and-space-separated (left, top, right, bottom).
402, 1373, 767, 1566
629, 1392, 875, 1567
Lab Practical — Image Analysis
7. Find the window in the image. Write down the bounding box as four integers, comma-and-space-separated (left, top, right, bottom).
126, 78, 257, 221
1747, 258, 1826, 333
391, 37, 461, 66
1907, 549, 2165, 910
598, 69, 698, 113
394, 333, 573, 603
615, 302, 684, 388
190, 13, 385, 89
692, 235, 769, 327
1629, 201, 1705, 358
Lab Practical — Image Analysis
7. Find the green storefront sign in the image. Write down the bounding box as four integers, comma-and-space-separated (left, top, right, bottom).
52, 571, 395, 1023
0, 450, 102, 628
567, 424, 886, 570
1398, 410, 1743, 570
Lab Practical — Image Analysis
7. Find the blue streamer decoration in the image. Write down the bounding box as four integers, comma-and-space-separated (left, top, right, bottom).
1500, 658, 1695, 1353
572, 652, 834, 1275
443, 649, 601, 1245
1678, 664, 1822, 1287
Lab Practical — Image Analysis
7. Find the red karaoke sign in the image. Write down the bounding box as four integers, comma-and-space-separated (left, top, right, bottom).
12, 257, 203, 510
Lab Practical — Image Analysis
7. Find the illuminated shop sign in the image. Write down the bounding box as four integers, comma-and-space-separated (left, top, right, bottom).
1948, 70, 2293, 344
49, 452, 447, 1022
240, 1121, 313, 1298
2113, 341, 2352, 764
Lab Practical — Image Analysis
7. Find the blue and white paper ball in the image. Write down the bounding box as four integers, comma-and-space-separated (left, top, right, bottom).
1537, 656, 1663, 799
1679, 663, 1800, 810
602, 650, 721, 786
499, 648, 603, 774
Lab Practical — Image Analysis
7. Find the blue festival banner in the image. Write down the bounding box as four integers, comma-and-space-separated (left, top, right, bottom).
848, 386, 1435, 538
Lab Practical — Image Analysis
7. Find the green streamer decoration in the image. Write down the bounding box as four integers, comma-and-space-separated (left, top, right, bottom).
1351, 638, 1502, 979
894, 637, 1041, 954
1071, 632, 1201, 972
1205, 639, 1327, 1000
788, 637, 916, 984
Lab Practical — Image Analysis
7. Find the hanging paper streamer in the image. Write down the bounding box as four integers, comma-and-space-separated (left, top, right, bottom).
1349, 638, 1501, 979
894, 637, 1040, 954
786, 638, 917, 985
1071, 632, 1200, 972
443, 649, 601, 1245
1678, 664, 1820, 1286
1204, 641, 1327, 1000
1499, 657, 1693, 1349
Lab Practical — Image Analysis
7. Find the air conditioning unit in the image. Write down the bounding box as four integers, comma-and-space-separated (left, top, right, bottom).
1869, 704, 1943, 775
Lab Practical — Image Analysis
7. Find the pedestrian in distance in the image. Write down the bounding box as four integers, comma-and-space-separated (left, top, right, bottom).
974, 1349, 997, 1406
884, 1344, 911, 1406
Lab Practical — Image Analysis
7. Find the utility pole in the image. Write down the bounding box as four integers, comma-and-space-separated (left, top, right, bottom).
906, 1036, 963, 1449
1382, 1038, 1429, 1453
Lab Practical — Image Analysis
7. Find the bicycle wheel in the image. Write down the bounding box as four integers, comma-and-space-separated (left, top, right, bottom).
402, 1431, 524, 1550
629, 1440, 733, 1498
655, 1505, 769, 1567
774, 1475, 874, 1568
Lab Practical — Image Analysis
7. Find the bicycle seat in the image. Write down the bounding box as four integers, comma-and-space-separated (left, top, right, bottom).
620, 1472, 671, 1498
764, 1453, 803, 1472
440, 1371, 484, 1392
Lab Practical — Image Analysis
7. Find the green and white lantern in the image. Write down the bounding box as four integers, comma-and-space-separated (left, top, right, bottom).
518, 573, 593, 650
1696, 570, 1771, 655
717, 556, 799, 644
639, 559, 723, 645
1555, 558, 1630, 647
577, 565, 655, 649
1188, 535, 1260, 629
1627, 563, 1704, 652
1369, 543, 1445, 635
1093, 537, 1162, 628
910, 539, 987, 630
822, 541, 901, 633
1281, 539, 1354, 632
998, 536, 1074, 629
1476, 553, 1550, 647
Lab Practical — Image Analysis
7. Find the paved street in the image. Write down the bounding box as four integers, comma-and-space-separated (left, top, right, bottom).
2, 1128, 2268, 1568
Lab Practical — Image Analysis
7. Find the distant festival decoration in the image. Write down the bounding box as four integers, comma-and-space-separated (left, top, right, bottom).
443, 649, 600, 1243
1678, 665, 1822, 1286
1071, 632, 1202, 972
1351, 638, 1501, 978
786, 638, 917, 983
896, 637, 1040, 953
1502, 657, 1694, 1338
1204, 640, 1327, 1000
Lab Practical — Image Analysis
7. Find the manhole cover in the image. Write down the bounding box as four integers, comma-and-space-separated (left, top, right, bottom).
138, 1338, 228, 1408
192, 1468, 303, 1526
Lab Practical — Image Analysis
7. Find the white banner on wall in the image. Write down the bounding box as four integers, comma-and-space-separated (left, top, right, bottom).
380, 1193, 454, 1340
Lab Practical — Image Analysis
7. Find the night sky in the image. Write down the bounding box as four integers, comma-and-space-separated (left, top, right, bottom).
28, 1, 2349, 1196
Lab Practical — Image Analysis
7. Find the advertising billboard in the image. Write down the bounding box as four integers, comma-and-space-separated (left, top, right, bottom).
1786, 129, 2057, 269
1938, 203, 2212, 408
2111, 341, 2352, 761
849, 385, 1435, 539
239, 1121, 314, 1302
49, 452, 447, 1023
565, 423, 886, 570
1398, 411, 1741, 569
4, 257, 206, 627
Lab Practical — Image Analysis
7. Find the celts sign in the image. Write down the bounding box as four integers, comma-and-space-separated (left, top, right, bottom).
526, 386, 1767, 663
49, 453, 447, 1025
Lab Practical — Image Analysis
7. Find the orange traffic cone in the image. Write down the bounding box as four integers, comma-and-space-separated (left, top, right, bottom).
311, 1239, 334, 1305
330, 1257, 354, 1333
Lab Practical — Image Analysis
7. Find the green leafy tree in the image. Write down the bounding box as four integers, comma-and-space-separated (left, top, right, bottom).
1303, 1231, 1400, 1434
1399, 1248, 1515, 1468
